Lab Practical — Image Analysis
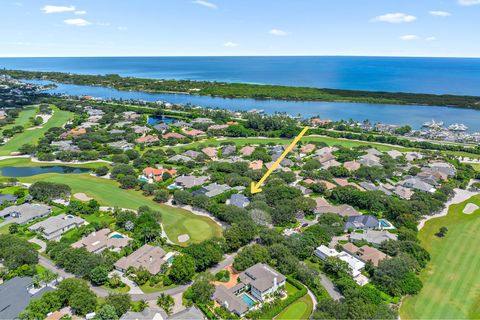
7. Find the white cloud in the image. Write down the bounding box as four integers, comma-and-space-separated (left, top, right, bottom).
117, 26, 128, 31
269, 29, 288, 36
372, 13, 416, 23
193, 0, 217, 9
426, 36, 437, 41
64, 18, 91, 27
400, 34, 419, 41
223, 41, 239, 47
74, 10, 87, 15
41, 5, 76, 14
458, 0, 480, 6
429, 11, 451, 17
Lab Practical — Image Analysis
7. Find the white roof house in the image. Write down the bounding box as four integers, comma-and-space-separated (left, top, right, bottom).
314, 245, 365, 277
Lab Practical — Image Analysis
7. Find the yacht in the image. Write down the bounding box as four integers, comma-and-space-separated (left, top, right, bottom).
448, 123, 468, 131
422, 120, 444, 128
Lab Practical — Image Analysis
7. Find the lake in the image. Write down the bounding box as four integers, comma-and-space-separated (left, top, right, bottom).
147, 115, 176, 126
0, 166, 91, 177
2, 56, 480, 95
27, 80, 480, 132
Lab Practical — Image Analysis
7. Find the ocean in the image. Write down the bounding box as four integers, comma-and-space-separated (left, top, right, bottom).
2, 56, 480, 95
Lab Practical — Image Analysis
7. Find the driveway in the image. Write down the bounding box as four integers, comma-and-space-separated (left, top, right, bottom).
319, 272, 343, 301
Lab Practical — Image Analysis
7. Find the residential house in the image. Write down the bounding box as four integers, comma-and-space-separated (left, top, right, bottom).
29, 214, 86, 241
132, 125, 151, 135
228, 194, 250, 208
222, 145, 236, 156
393, 186, 414, 200
405, 152, 423, 162
191, 117, 213, 124
108, 140, 134, 151
51, 140, 80, 152
315, 199, 360, 217
310, 118, 332, 126
123, 111, 141, 120
208, 124, 229, 131
193, 183, 231, 198
429, 162, 457, 177
344, 215, 379, 231
163, 132, 185, 139
358, 154, 381, 167
240, 146, 255, 156
300, 144, 316, 154
0, 203, 51, 224
349, 230, 398, 246
0, 277, 54, 320
175, 175, 209, 189
183, 128, 206, 137
136, 135, 159, 144
183, 150, 201, 159
343, 161, 361, 172
202, 147, 218, 159
213, 263, 286, 316
333, 178, 365, 191
314, 245, 365, 277
0, 194, 17, 204
114, 244, 167, 275
60, 128, 86, 139
168, 155, 194, 163
387, 150, 403, 159
343, 243, 389, 267
153, 123, 170, 133
142, 167, 177, 182
249, 160, 263, 170
401, 177, 436, 193
171, 121, 191, 128
72, 229, 130, 253
168, 306, 205, 320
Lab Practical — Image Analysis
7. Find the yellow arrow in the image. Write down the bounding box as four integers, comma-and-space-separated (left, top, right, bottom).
250, 126, 309, 194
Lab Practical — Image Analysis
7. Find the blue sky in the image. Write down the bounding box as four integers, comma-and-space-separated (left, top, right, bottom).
1, 0, 479, 57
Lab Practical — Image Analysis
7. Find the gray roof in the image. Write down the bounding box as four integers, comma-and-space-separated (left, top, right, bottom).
350, 230, 398, 246
229, 194, 250, 208
120, 308, 168, 320
175, 175, 209, 189
169, 306, 204, 320
213, 285, 249, 316
222, 145, 236, 156
0, 203, 51, 224
197, 183, 231, 198
345, 215, 379, 230
183, 150, 201, 159
402, 178, 435, 192
168, 155, 194, 163
29, 214, 85, 240
0, 277, 53, 320
240, 263, 286, 293
153, 123, 170, 131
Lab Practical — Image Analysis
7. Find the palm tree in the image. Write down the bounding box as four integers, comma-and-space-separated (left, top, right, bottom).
137, 300, 149, 312
157, 293, 174, 315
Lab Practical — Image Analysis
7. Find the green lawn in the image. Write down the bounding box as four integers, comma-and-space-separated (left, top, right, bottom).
101, 284, 131, 293
401, 195, 480, 319
0, 106, 73, 156
1, 106, 38, 131
13, 173, 222, 245
276, 294, 313, 320
139, 282, 176, 293
0, 157, 107, 170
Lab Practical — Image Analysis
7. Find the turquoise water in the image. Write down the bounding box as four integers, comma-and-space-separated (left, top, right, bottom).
110, 234, 125, 239
26, 80, 480, 131
240, 293, 256, 307
2, 56, 480, 95
147, 116, 175, 125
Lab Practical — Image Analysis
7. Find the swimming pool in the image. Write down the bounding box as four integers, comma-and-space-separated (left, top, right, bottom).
110, 234, 125, 239
379, 219, 395, 229
240, 293, 256, 307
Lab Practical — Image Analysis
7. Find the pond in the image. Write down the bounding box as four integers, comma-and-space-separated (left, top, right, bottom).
147, 115, 176, 126
0, 166, 91, 177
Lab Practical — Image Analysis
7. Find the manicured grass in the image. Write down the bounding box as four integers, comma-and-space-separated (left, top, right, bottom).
1, 106, 38, 131
0, 223, 11, 235
471, 163, 480, 171
0, 106, 73, 156
139, 281, 176, 293
101, 284, 131, 293
276, 294, 313, 320
0, 157, 108, 169
15, 173, 222, 245
400, 195, 480, 319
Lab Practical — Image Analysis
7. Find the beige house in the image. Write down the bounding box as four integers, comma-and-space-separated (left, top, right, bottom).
72, 229, 130, 253
114, 244, 167, 275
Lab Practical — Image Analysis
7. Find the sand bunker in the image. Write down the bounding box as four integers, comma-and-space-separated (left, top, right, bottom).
463, 203, 479, 214
177, 234, 190, 243
74, 193, 93, 201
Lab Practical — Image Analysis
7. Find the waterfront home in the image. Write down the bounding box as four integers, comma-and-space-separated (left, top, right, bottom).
29, 214, 86, 241
132, 125, 151, 135
141, 167, 177, 182
171, 121, 191, 128
0, 277, 54, 320
314, 245, 365, 278
0, 203, 51, 224
228, 194, 250, 208
213, 263, 286, 316
343, 243, 389, 267
114, 244, 167, 275
163, 132, 185, 139
344, 215, 379, 231
72, 229, 130, 253
349, 230, 398, 247
153, 123, 170, 133
310, 118, 332, 126
174, 175, 209, 189
135, 135, 159, 144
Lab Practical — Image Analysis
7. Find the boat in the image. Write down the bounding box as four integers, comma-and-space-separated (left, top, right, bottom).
448, 123, 468, 131
422, 119, 444, 128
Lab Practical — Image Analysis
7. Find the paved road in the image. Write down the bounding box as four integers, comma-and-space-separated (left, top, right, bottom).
319, 272, 343, 301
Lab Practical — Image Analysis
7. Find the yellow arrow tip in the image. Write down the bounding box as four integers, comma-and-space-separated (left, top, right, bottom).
250, 182, 262, 194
